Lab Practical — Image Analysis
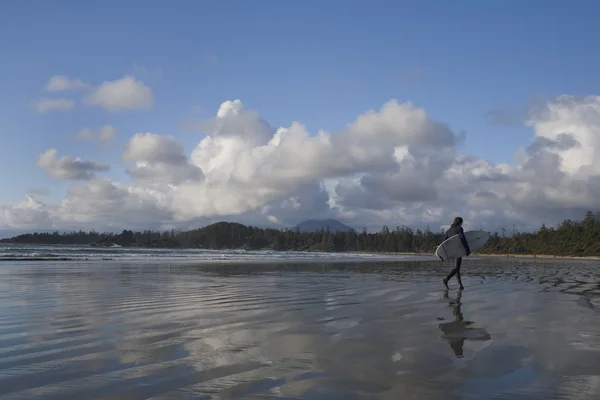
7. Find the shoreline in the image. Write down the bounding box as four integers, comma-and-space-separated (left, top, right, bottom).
4, 254, 600, 267
343, 250, 600, 261
4, 242, 600, 260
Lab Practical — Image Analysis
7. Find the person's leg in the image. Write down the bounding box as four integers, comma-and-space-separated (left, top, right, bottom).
455, 257, 464, 290
443, 259, 460, 289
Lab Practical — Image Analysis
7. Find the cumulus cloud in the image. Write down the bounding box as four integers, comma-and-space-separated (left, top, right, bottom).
45, 75, 91, 91
123, 133, 204, 184
33, 98, 75, 113
6, 95, 600, 231
54, 179, 173, 229
84, 75, 154, 110
0, 196, 53, 229
35, 74, 154, 112
36, 149, 110, 180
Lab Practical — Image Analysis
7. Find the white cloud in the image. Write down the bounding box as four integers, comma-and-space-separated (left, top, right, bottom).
33, 98, 75, 113
123, 132, 204, 184
35, 74, 154, 113
7, 95, 600, 231
45, 75, 91, 91
76, 125, 117, 144
84, 75, 154, 110
36, 148, 110, 180
0, 196, 53, 229
54, 179, 173, 229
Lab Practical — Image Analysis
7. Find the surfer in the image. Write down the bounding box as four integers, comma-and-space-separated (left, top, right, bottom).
443, 217, 471, 290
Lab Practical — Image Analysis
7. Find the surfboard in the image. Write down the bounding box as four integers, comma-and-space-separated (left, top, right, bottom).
435, 230, 490, 262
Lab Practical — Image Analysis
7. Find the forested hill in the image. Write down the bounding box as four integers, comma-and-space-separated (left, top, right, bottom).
0, 223, 443, 253
2, 211, 600, 256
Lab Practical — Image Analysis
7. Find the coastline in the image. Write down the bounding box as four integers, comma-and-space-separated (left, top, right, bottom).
4, 253, 600, 267
3, 241, 600, 263
0, 242, 600, 262
359, 250, 600, 261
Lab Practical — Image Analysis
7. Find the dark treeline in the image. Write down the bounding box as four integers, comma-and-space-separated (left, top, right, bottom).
481, 211, 600, 257
2, 211, 600, 256
0, 223, 444, 253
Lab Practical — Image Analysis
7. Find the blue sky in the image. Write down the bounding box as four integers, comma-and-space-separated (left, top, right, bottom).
0, 0, 599, 231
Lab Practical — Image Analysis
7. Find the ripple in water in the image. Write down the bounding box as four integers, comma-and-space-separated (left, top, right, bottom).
0, 258, 599, 399
0, 244, 432, 263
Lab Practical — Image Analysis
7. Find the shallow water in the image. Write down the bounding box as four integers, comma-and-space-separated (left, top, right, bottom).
0, 259, 599, 399
0, 244, 429, 262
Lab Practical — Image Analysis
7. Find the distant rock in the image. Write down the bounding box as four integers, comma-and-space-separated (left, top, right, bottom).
291, 219, 356, 233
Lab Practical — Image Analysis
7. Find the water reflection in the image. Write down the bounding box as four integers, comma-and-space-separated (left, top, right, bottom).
0, 260, 599, 399
438, 290, 491, 358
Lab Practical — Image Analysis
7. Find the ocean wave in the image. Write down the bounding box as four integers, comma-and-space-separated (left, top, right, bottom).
0, 244, 423, 262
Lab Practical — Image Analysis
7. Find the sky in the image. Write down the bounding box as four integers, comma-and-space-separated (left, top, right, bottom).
1, 0, 600, 235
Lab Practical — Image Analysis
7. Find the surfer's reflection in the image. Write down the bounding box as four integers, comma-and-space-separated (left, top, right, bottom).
438, 291, 491, 358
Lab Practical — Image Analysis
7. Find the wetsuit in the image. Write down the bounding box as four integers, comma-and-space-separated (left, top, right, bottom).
443, 224, 470, 289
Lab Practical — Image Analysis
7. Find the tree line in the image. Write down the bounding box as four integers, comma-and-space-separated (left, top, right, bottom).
1, 211, 599, 256
480, 211, 600, 257
0, 223, 443, 253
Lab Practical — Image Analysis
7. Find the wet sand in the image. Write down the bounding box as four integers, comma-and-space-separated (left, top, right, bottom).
0, 258, 599, 399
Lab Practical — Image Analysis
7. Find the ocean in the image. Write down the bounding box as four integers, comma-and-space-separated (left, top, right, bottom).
0, 243, 435, 262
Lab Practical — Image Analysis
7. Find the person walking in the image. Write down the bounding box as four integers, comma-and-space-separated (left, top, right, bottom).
443, 217, 471, 290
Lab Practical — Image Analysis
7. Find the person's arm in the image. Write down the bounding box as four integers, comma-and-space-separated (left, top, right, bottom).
458, 226, 471, 256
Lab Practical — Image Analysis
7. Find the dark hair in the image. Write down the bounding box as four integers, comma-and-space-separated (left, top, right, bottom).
452, 216, 463, 226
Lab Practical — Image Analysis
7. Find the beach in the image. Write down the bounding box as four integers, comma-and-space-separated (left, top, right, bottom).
0, 256, 599, 399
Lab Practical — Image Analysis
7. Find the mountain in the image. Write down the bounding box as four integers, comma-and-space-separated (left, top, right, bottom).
291, 219, 356, 233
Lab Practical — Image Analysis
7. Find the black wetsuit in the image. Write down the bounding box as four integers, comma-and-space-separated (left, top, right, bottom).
443, 224, 470, 288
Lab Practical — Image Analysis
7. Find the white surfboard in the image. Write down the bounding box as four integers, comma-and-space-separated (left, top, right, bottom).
435, 230, 490, 262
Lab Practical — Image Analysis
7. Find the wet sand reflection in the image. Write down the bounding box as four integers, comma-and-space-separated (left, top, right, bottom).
0, 259, 599, 399
438, 290, 491, 358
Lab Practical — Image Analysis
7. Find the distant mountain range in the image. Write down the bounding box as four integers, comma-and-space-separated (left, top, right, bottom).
291, 219, 356, 233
